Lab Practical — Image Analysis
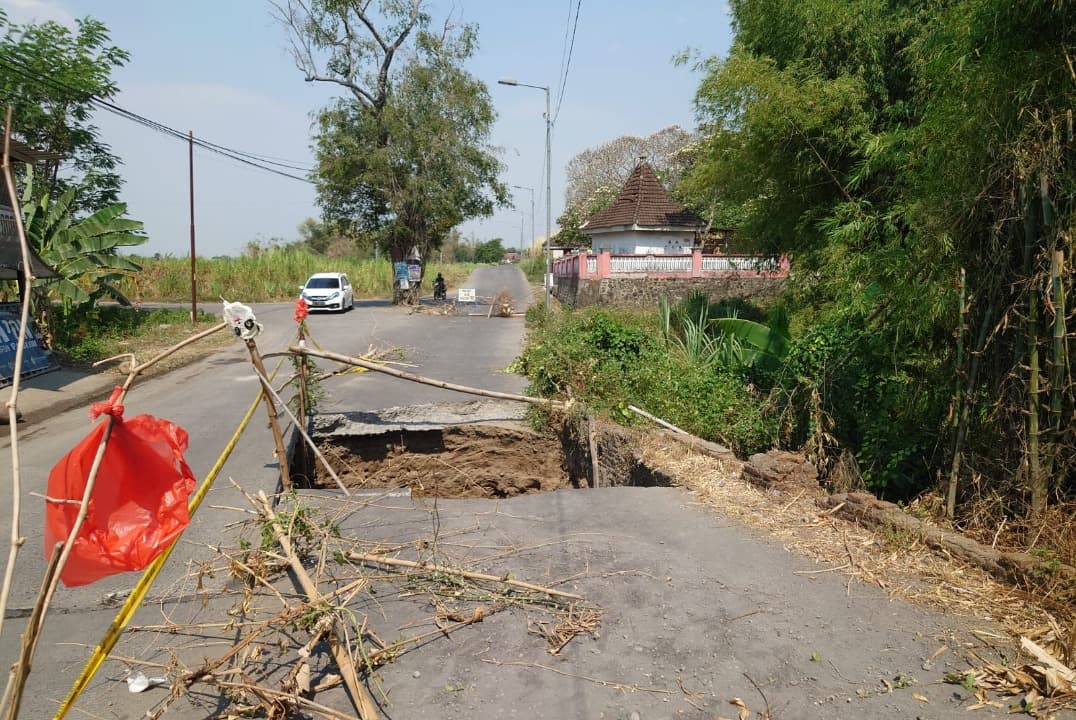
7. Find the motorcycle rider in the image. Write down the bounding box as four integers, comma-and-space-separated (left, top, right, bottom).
433, 272, 447, 300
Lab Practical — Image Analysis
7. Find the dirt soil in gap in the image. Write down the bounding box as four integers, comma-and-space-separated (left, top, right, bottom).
313, 425, 574, 497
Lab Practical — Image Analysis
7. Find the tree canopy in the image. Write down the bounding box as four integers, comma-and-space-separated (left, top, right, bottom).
275, 0, 508, 262
0, 10, 130, 213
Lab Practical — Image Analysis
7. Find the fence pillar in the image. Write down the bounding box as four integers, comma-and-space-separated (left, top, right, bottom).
778, 253, 791, 277
691, 248, 703, 277
597, 251, 612, 278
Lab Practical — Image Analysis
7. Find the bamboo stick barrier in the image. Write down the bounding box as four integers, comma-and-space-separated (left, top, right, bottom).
246, 338, 292, 492
626, 405, 688, 435
288, 345, 571, 410
347, 551, 584, 601
249, 365, 350, 496
0, 108, 37, 642
0, 542, 61, 719
255, 492, 380, 720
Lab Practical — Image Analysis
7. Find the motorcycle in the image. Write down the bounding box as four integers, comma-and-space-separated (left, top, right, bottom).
433, 278, 447, 301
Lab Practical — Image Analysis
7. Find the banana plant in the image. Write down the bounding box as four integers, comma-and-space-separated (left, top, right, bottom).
712, 317, 790, 371
20, 167, 146, 310
660, 293, 790, 371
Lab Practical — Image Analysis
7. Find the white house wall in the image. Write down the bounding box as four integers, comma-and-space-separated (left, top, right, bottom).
591, 230, 695, 255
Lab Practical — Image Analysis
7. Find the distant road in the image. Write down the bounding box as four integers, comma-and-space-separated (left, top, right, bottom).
466, 264, 537, 310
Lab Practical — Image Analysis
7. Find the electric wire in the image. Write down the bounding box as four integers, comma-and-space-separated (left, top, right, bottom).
0, 52, 315, 182
555, 0, 581, 119
552, 0, 582, 126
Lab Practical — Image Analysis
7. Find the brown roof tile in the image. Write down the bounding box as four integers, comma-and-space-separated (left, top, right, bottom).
581, 162, 703, 232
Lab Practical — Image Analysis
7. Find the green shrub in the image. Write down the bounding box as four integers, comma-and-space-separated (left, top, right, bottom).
780, 312, 948, 497
515, 306, 777, 456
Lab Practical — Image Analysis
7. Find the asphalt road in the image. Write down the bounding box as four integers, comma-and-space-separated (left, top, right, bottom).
0, 264, 537, 717
0, 263, 1045, 720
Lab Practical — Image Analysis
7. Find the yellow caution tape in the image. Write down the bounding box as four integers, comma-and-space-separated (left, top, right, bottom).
53, 386, 267, 719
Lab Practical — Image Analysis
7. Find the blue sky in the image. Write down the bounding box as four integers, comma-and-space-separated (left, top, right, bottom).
5, 0, 733, 257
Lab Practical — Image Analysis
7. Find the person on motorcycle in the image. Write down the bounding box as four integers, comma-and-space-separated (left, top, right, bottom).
433, 272, 447, 300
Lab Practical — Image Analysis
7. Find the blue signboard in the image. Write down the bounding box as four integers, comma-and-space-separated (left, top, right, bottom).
393, 262, 409, 281
0, 311, 58, 386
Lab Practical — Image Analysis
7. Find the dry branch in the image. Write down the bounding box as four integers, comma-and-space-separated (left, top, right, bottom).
289, 345, 572, 410
1021, 637, 1076, 683
817, 493, 1076, 589
253, 491, 380, 719
347, 551, 584, 601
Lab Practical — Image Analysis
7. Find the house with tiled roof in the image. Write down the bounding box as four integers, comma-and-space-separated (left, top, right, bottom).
579, 161, 704, 255
551, 159, 789, 308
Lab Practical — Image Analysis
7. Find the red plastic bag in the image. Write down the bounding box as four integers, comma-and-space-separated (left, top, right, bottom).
45, 388, 197, 587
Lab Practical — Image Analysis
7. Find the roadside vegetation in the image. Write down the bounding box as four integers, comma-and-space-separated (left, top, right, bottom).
516, 296, 782, 457
116, 250, 478, 303
48, 305, 229, 373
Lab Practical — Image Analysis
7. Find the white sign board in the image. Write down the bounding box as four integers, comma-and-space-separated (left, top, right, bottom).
457, 288, 476, 303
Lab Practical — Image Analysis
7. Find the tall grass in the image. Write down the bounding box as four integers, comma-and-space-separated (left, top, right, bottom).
517, 255, 546, 284
118, 248, 478, 302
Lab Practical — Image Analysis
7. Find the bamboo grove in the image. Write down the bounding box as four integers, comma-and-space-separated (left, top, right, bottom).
678, 0, 1074, 517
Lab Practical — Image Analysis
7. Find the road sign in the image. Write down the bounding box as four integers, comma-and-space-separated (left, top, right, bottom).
457, 288, 476, 304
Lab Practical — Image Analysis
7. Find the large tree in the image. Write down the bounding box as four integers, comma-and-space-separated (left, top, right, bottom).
275, 0, 507, 262
0, 10, 129, 213
563, 125, 697, 210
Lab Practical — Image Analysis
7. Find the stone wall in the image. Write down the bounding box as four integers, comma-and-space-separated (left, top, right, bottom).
556, 276, 787, 308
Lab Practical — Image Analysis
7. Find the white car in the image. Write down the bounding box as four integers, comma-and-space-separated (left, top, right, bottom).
299, 272, 354, 312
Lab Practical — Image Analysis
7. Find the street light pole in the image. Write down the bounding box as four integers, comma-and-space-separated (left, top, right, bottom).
499, 78, 552, 310
511, 184, 535, 254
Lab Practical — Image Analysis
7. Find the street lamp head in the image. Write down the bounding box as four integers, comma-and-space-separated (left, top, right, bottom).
497, 77, 518, 86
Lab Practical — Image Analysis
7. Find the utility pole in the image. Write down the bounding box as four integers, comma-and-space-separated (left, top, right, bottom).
188, 130, 197, 323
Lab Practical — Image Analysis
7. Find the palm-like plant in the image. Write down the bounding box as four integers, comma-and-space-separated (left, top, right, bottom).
660, 292, 790, 372
21, 167, 145, 310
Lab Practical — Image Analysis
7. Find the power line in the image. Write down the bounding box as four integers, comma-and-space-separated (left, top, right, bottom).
0, 52, 315, 183
555, 0, 581, 119
552, 0, 582, 126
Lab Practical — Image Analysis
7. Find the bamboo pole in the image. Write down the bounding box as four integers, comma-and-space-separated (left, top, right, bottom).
288, 345, 571, 410
1028, 181, 1045, 514
946, 292, 997, 521
0, 108, 36, 640
347, 551, 584, 601
0, 542, 61, 719
627, 404, 687, 435
254, 492, 380, 720
1049, 248, 1067, 438
246, 338, 292, 492
587, 416, 601, 489
296, 334, 309, 478
249, 365, 350, 496
946, 267, 967, 518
